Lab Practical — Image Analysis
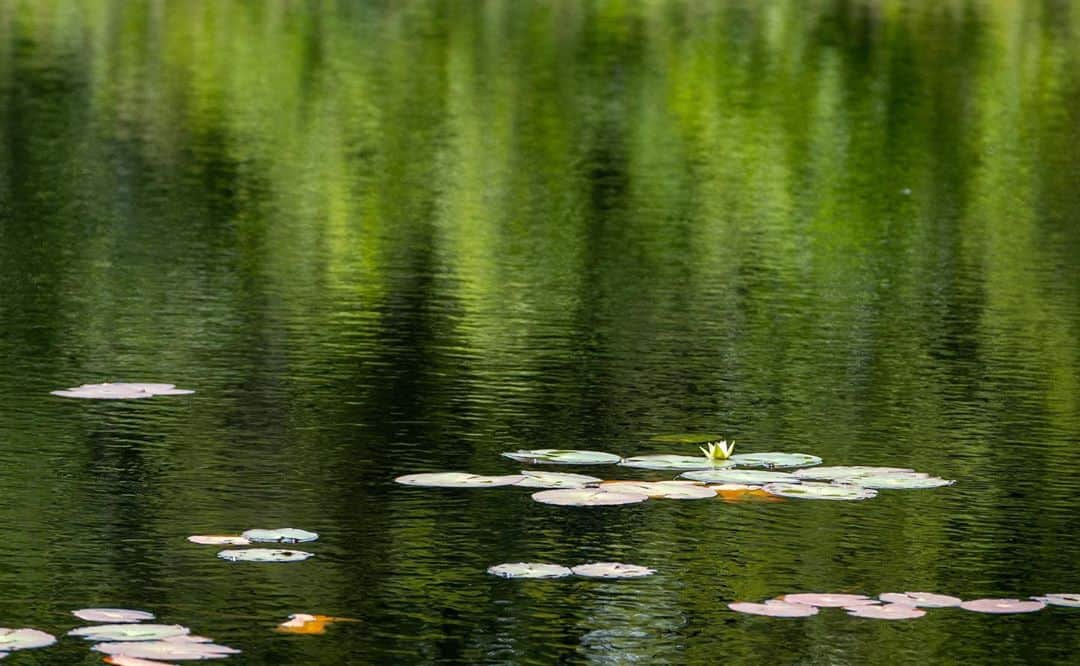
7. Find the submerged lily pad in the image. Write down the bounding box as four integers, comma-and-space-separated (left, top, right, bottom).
242, 528, 318, 544
618, 455, 735, 471
394, 472, 525, 488
531, 489, 648, 507
680, 469, 799, 485
1033, 593, 1080, 608
843, 474, 955, 489
51, 383, 195, 400
763, 482, 877, 501
93, 639, 240, 660
650, 433, 724, 444
847, 604, 926, 620
514, 471, 602, 489
187, 535, 250, 546
486, 563, 574, 579
878, 592, 963, 608
728, 600, 819, 617
781, 593, 875, 608
792, 466, 914, 481
69, 624, 189, 642
728, 452, 822, 469
600, 481, 716, 500
0, 628, 56, 650
500, 450, 621, 465
571, 562, 656, 578
73, 609, 155, 623
216, 548, 313, 563
960, 598, 1046, 614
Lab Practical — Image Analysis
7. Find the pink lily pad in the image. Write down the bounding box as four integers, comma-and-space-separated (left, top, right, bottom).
571, 562, 656, 578
73, 608, 155, 623
93, 639, 239, 660
879, 592, 962, 608
394, 473, 524, 488
960, 598, 1046, 614
531, 489, 648, 507
486, 563, 573, 579
847, 604, 926, 620
600, 481, 716, 500
104, 656, 180, 666
728, 600, 819, 617
0, 628, 56, 651
782, 593, 875, 608
1032, 593, 1080, 608
187, 535, 250, 546
51, 383, 194, 400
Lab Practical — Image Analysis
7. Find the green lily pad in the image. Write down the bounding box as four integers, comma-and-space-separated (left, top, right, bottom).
680, 469, 799, 485
486, 563, 574, 579
68, 624, 189, 641
792, 466, 914, 481
844, 474, 955, 489
216, 548, 313, 562
763, 482, 877, 501
0, 628, 56, 650
500, 450, 621, 465
601, 481, 716, 499
650, 433, 724, 444
514, 471, 602, 489
242, 528, 318, 544
531, 488, 649, 507
618, 455, 735, 471
72, 608, 155, 623
728, 452, 822, 469
93, 638, 240, 660
394, 472, 525, 488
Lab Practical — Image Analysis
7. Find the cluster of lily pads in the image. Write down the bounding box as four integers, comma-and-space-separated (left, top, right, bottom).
51, 382, 196, 400
487, 562, 655, 579
729, 592, 1080, 620
188, 528, 319, 562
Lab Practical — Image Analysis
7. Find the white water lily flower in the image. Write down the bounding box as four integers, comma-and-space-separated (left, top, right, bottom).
700, 440, 735, 460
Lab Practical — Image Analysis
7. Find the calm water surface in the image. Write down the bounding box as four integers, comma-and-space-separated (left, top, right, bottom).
1, 1, 1079, 664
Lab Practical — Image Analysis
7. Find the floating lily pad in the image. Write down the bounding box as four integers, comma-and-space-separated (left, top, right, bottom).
187, 535, 250, 546
792, 466, 914, 481
728, 452, 822, 469
531, 489, 648, 507
73, 609, 155, 623
843, 474, 955, 489
394, 472, 525, 488
847, 604, 926, 620
1033, 593, 1080, 608
959, 598, 1046, 614
486, 563, 574, 579
763, 482, 877, 501
69, 624, 189, 642
618, 455, 735, 471
514, 471, 602, 489
781, 593, 875, 608
242, 528, 318, 544
571, 562, 656, 578
680, 469, 798, 485
51, 383, 195, 400
879, 592, 963, 608
728, 600, 819, 617
0, 628, 56, 651
650, 433, 724, 444
500, 450, 621, 465
709, 484, 784, 502
600, 481, 716, 500
93, 639, 240, 660
104, 656, 181, 666
217, 548, 313, 563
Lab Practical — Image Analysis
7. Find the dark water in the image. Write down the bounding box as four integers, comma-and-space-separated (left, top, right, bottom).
1, 1, 1079, 663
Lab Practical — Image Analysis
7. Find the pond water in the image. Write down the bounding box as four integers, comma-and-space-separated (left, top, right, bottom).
1, 1, 1079, 664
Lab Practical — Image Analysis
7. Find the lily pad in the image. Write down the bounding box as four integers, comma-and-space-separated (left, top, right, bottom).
600, 481, 716, 499
1033, 593, 1080, 608
51, 383, 195, 400
69, 624, 189, 642
216, 548, 313, 563
680, 469, 798, 485
781, 593, 875, 608
93, 639, 240, 660
531, 489, 648, 507
500, 450, 621, 465
486, 563, 574, 579
847, 604, 926, 620
242, 528, 318, 544
792, 466, 914, 481
618, 455, 735, 471
728, 600, 819, 617
728, 452, 822, 469
394, 472, 525, 488
879, 592, 963, 608
709, 484, 784, 502
763, 482, 877, 501
187, 535, 250, 546
842, 474, 955, 489
650, 433, 724, 444
0, 628, 56, 650
73, 609, 155, 623
276, 614, 358, 635
104, 656, 181, 666
959, 598, 1046, 614
571, 562, 656, 578
514, 471, 602, 489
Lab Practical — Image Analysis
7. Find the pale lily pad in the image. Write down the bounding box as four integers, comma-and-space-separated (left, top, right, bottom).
879, 592, 963, 608
782, 593, 875, 608
0, 628, 56, 650
571, 562, 656, 578
486, 563, 574, 579
187, 535, 250, 546
650, 433, 724, 444
514, 471, 602, 489
618, 455, 735, 471
728, 600, 819, 617
51, 383, 195, 400
69, 624, 189, 642
792, 466, 914, 481
1033, 593, 1080, 608
242, 528, 318, 544
93, 639, 240, 660
960, 598, 1046, 614
500, 450, 621, 465
531, 489, 648, 507
763, 482, 877, 501
216, 548, 313, 562
394, 472, 525, 488
847, 604, 926, 620
600, 481, 716, 499
843, 474, 955, 489
680, 469, 798, 485
104, 656, 180, 666
728, 452, 822, 469
73, 609, 155, 623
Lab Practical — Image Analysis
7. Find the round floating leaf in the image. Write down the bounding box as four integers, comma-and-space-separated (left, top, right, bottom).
709, 484, 784, 502
93, 639, 240, 660
763, 482, 877, 501
843, 474, 955, 489
69, 624, 189, 642
500, 450, 621, 465
728, 601, 818, 618
878, 592, 962, 608
51, 383, 194, 400
792, 466, 914, 481
571, 562, 656, 578
681, 469, 798, 485
242, 528, 318, 544
216, 548, 313, 563
618, 455, 735, 471
782, 593, 875, 608
514, 471, 602, 489
104, 656, 180, 666
394, 472, 525, 488
486, 563, 574, 579
728, 452, 822, 469
73, 609, 155, 623
1033, 593, 1080, 608
531, 489, 648, 507
600, 481, 716, 500
847, 604, 926, 620
960, 598, 1046, 614
187, 535, 250, 546
650, 433, 724, 444
0, 628, 56, 650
